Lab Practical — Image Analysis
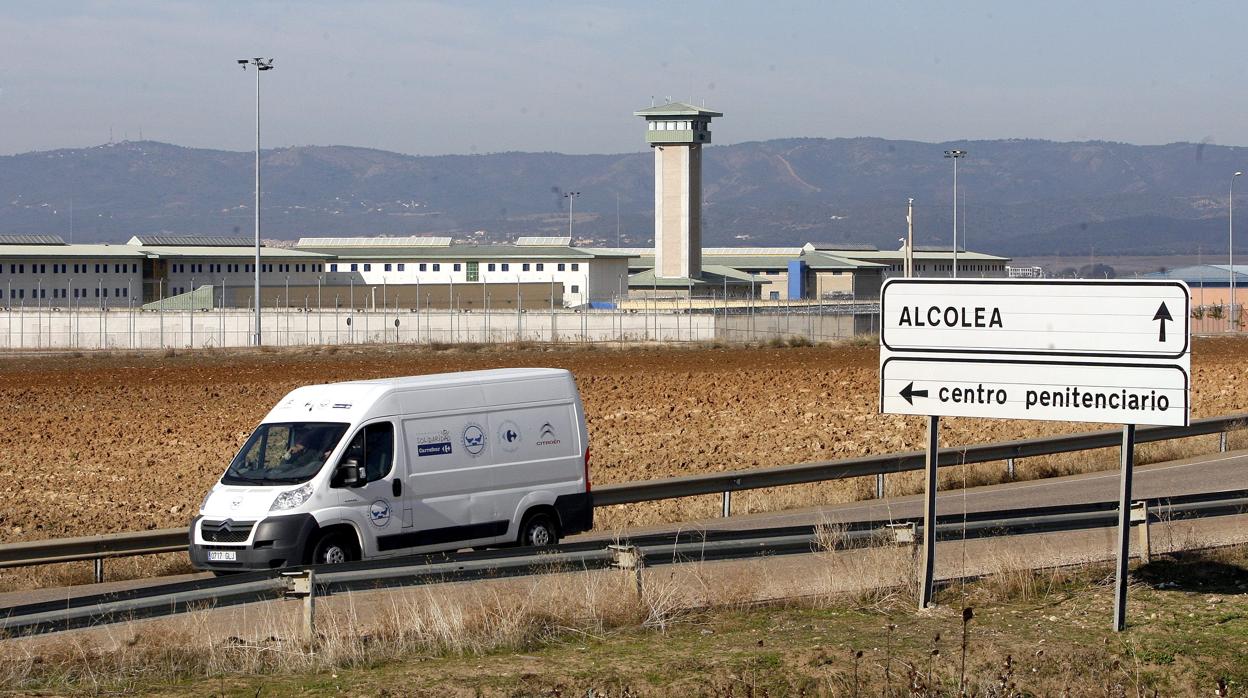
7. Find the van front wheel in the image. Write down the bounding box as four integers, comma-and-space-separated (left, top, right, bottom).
309, 532, 358, 566
518, 511, 559, 548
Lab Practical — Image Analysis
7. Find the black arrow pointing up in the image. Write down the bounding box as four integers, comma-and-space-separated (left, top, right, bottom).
1153, 301, 1173, 343
900, 381, 929, 405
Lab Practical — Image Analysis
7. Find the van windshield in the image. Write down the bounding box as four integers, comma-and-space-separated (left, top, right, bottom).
222, 422, 350, 485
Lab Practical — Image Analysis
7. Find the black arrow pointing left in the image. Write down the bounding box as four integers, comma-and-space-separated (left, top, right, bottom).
900, 381, 929, 405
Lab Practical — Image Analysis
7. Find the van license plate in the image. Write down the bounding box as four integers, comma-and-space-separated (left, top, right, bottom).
208, 550, 237, 562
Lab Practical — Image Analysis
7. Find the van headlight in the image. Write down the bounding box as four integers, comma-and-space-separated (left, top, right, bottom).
270, 483, 313, 511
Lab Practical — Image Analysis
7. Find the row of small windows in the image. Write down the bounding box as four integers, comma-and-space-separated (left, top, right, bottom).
171, 263, 324, 274
324, 262, 581, 274
885, 263, 1005, 273
0, 287, 129, 299
647, 120, 708, 131
3, 263, 139, 275
2, 260, 588, 277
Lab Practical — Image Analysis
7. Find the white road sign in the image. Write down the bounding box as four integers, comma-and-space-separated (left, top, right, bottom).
879, 279, 1191, 426
880, 358, 1189, 426
881, 279, 1189, 359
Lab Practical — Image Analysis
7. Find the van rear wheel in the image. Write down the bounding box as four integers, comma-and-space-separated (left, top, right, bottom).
518, 511, 559, 548
309, 532, 358, 565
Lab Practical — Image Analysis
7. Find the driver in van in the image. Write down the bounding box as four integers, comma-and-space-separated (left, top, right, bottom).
281, 432, 327, 470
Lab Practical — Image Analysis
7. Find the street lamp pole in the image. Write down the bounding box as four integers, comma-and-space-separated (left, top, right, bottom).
238, 57, 274, 345
944, 149, 967, 278
1232, 171, 1243, 332
564, 191, 580, 238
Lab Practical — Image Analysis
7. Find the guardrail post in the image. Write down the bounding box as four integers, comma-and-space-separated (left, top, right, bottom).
886, 522, 915, 545
609, 543, 644, 599
1006, 458, 1016, 480
721, 491, 731, 517
93, 557, 104, 584
1220, 431, 1229, 453
1131, 500, 1150, 563
876, 473, 885, 498
282, 569, 316, 641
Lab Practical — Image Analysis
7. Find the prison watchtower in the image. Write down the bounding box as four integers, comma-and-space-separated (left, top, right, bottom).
634, 101, 722, 280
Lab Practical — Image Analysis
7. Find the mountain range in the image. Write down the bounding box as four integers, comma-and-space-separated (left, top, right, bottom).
2, 137, 1247, 257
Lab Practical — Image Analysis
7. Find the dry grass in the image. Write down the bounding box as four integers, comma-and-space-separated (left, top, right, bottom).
0, 559, 771, 692
3, 539, 1246, 695
813, 526, 919, 607
974, 548, 1090, 604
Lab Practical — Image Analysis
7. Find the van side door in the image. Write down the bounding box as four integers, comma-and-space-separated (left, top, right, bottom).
334, 420, 399, 558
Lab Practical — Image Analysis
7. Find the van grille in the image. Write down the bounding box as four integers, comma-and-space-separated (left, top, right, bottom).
200, 519, 255, 543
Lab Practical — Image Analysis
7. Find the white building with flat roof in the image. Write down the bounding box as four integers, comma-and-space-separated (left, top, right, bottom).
0, 234, 631, 309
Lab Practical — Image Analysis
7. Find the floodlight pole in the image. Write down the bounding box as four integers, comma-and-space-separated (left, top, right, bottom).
944, 149, 967, 278
564, 191, 580, 238
1231, 172, 1242, 332
239, 57, 274, 345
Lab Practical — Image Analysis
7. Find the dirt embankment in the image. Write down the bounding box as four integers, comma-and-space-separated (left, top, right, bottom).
1, 338, 1246, 543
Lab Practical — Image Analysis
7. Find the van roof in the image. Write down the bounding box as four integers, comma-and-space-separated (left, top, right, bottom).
264, 368, 574, 424
335, 367, 570, 390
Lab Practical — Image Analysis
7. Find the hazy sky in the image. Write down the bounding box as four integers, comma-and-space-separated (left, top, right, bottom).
2, 1, 1246, 156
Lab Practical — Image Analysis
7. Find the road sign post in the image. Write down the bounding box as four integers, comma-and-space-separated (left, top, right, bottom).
919, 415, 939, 609
1113, 424, 1136, 631
879, 279, 1190, 628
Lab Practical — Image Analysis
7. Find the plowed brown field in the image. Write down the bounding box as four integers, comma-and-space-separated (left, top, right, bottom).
1, 338, 1246, 545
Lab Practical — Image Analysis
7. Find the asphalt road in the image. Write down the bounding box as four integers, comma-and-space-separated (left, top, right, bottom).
2, 446, 1245, 611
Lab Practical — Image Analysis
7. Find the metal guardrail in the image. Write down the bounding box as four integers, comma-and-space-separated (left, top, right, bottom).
1, 413, 1245, 579
3, 488, 1246, 636
593, 414, 1248, 506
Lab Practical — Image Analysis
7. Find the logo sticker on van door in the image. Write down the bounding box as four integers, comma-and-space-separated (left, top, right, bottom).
369, 500, 391, 527
462, 423, 486, 456
536, 422, 561, 446
415, 429, 454, 457
498, 420, 521, 452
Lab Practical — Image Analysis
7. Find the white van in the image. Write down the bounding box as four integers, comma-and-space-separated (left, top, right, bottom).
189, 368, 592, 572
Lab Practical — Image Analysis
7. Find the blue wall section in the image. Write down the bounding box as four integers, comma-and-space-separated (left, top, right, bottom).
787, 260, 806, 300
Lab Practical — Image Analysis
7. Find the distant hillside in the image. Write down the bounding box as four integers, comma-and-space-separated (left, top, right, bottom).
3, 137, 1247, 257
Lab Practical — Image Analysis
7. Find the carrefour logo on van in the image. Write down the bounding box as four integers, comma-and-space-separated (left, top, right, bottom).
415, 430, 453, 457
462, 422, 486, 457
417, 441, 453, 457
369, 500, 391, 527
498, 420, 521, 453
536, 422, 561, 446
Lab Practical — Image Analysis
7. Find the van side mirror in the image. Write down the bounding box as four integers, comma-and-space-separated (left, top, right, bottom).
334, 459, 366, 488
